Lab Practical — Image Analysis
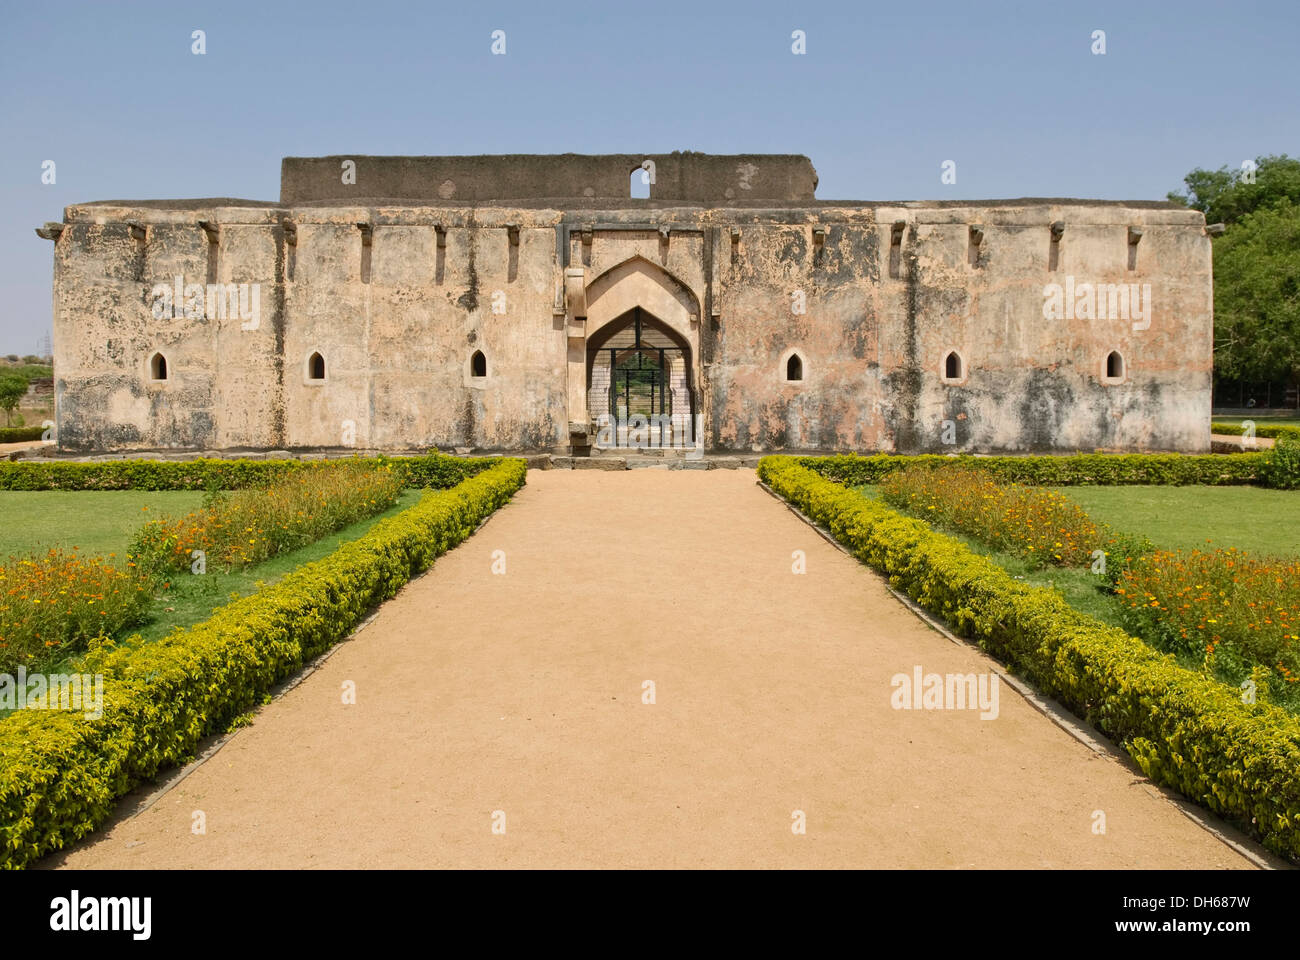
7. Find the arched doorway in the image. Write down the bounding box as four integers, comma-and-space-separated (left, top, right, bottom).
587, 307, 693, 448
568, 255, 702, 452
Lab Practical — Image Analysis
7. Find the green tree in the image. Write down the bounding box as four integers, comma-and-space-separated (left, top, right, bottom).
1211, 199, 1300, 385
0, 374, 27, 426
1168, 154, 1300, 226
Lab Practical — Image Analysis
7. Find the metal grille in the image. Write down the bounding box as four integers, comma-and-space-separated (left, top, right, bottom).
592, 311, 685, 421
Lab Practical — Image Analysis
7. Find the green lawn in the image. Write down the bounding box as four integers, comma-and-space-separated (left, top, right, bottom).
856, 483, 1300, 557
1049, 485, 1300, 557
0, 490, 205, 560
1, 488, 424, 681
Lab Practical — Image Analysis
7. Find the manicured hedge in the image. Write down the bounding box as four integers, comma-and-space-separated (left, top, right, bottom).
0, 452, 495, 491
0, 457, 527, 869
798, 452, 1266, 487
758, 456, 1300, 860
1212, 420, 1300, 441
0, 426, 46, 444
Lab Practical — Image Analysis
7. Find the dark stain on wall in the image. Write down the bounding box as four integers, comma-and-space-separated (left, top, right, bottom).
271, 225, 287, 447
884, 234, 923, 453
775, 229, 808, 268
818, 224, 880, 283
461, 391, 478, 446
456, 220, 479, 313
1016, 369, 1076, 451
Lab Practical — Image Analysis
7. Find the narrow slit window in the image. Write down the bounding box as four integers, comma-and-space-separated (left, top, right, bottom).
284, 221, 297, 282
202, 222, 219, 283
889, 222, 905, 279
471, 350, 487, 378
943, 351, 962, 380
149, 352, 168, 381
308, 351, 325, 380
785, 353, 803, 382
358, 223, 372, 284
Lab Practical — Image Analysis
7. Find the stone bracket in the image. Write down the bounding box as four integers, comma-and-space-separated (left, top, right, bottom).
564, 266, 587, 320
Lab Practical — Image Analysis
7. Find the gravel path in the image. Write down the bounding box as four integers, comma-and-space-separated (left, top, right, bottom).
53, 469, 1256, 868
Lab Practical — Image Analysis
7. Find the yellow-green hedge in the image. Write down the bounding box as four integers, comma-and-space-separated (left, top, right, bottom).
0, 458, 526, 869
798, 452, 1265, 487
0, 452, 497, 491
758, 455, 1300, 860
1212, 421, 1300, 441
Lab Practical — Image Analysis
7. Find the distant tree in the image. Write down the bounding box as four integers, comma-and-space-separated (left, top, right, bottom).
1171, 156, 1300, 396
1168, 154, 1300, 226
20, 355, 40, 365
0, 375, 27, 426
4, 355, 17, 363
1211, 199, 1300, 386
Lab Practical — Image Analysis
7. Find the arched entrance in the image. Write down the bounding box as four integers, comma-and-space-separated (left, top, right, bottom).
568, 255, 702, 452
587, 307, 694, 448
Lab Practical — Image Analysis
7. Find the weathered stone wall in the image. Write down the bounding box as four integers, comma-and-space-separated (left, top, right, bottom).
281, 153, 819, 204
44, 155, 1213, 455
708, 204, 1212, 453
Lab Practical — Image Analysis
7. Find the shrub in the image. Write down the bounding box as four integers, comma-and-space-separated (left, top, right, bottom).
1096, 528, 1158, 588
879, 464, 1103, 566
129, 460, 403, 573
1259, 434, 1300, 489
800, 452, 1266, 487
758, 455, 1300, 860
0, 550, 155, 675
0, 426, 45, 444
1116, 548, 1300, 705
0, 457, 526, 869
1211, 421, 1300, 442
0, 452, 495, 492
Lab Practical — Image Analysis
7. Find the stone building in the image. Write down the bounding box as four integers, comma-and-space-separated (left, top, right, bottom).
37, 153, 1214, 455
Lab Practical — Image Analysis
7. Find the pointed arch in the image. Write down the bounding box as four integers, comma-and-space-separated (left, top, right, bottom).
583, 255, 701, 345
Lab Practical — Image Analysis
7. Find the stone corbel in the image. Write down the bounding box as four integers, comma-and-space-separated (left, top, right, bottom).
564, 266, 587, 326
35, 222, 64, 241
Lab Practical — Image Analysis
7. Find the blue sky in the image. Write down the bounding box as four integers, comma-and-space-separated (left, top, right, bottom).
1, 0, 1296, 352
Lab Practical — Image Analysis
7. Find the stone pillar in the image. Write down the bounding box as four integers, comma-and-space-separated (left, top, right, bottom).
564, 267, 590, 453
669, 356, 691, 447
